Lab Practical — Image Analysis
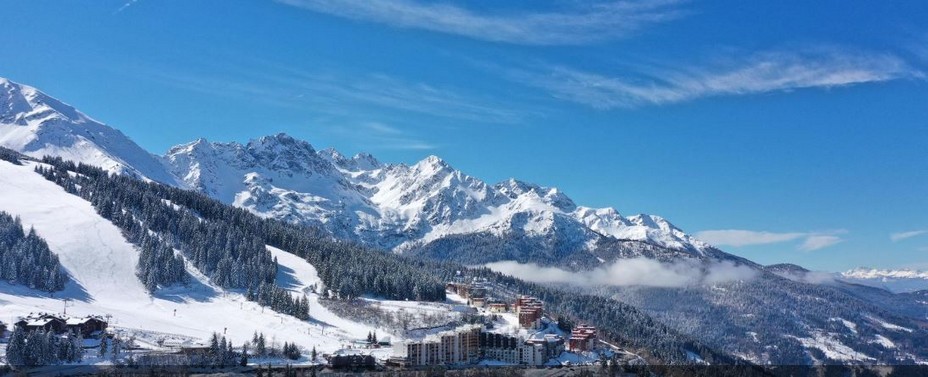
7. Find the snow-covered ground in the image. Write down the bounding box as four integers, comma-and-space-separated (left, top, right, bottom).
0, 159, 380, 359
789, 332, 874, 362
867, 316, 914, 333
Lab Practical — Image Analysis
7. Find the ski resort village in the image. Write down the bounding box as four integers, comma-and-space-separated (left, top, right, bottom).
0, 226, 631, 372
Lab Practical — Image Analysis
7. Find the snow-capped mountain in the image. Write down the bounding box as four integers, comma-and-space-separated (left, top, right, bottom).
840, 268, 928, 293
0, 78, 179, 185
163, 133, 712, 259
0, 77, 710, 261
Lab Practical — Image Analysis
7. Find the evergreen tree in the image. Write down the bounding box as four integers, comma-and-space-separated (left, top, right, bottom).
111, 336, 121, 362
6, 326, 26, 367
219, 335, 228, 366
256, 333, 267, 357
99, 337, 108, 358
73, 333, 84, 362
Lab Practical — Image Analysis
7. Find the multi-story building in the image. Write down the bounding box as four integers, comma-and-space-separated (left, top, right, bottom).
568, 324, 598, 352
527, 334, 565, 363
481, 332, 561, 366
394, 325, 481, 366
514, 296, 544, 328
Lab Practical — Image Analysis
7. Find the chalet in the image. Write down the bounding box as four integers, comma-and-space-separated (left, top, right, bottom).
65, 316, 108, 337
15, 313, 66, 333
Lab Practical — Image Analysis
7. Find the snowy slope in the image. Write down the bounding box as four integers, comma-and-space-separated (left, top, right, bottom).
0, 77, 178, 185
0, 159, 379, 352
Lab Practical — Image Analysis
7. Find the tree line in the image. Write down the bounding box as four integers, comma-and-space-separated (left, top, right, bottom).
5, 327, 84, 367
0, 211, 67, 291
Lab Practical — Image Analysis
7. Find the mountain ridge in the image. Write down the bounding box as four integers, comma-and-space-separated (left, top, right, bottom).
0, 76, 714, 262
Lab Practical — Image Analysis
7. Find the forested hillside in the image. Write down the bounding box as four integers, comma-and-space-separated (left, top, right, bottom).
0, 210, 68, 292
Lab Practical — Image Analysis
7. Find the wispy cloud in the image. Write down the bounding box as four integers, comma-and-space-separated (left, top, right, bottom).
508, 49, 922, 108
114, 0, 141, 14
142, 61, 525, 124
696, 229, 846, 251
695, 230, 807, 247
891, 229, 928, 242
799, 234, 843, 251
328, 121, 437, 150
275, 0, 687, 45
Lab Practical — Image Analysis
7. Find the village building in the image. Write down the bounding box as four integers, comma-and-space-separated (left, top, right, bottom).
15, 313, 67, 334
13, 313, 108, 337
393, 325, 481, 366
329, 354, 376, 369
487, 302, 508, 313
567, 324, 598, 352
514, 296, 544, 329
65, 315, 108, 337
526, 334, 566, 363
446, 279, 488, 299
480, 332, 561, 366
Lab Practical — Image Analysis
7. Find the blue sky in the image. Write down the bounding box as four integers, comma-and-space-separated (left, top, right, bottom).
1, 0, 926, 271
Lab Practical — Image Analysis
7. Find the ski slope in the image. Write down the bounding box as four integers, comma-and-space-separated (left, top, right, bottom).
0, 159, 377, 353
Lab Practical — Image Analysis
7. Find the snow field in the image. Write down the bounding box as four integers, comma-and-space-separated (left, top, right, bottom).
0, 160, 379, 356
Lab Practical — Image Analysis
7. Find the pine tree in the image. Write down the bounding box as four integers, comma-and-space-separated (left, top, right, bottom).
73, 333, 84, 362
99, 336, 108, 358
6, 326, 26, 367
240, 342, 249, 367
226, 339, 234, 366
111, 336, 121, 362
24, 330, 45, 366
256, 333, 266, 357
219, 335, 228, 366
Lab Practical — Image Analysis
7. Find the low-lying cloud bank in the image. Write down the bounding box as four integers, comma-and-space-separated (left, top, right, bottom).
485, 258, 757, 288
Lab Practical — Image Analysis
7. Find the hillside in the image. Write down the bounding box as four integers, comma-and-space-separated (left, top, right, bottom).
0, 157, 384, 354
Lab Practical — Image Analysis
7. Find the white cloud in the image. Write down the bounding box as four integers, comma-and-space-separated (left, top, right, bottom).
145, 62, 524, 124
275, 0, 686, 45
114, 0, 141, 14
344, 122, 436, 150
509, 49, 922, 108
891, 230, 928, 242
485, 258, 757, 288
695, 230, 806, 247
799, 235, 843, 251
696, 229, 846, 251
